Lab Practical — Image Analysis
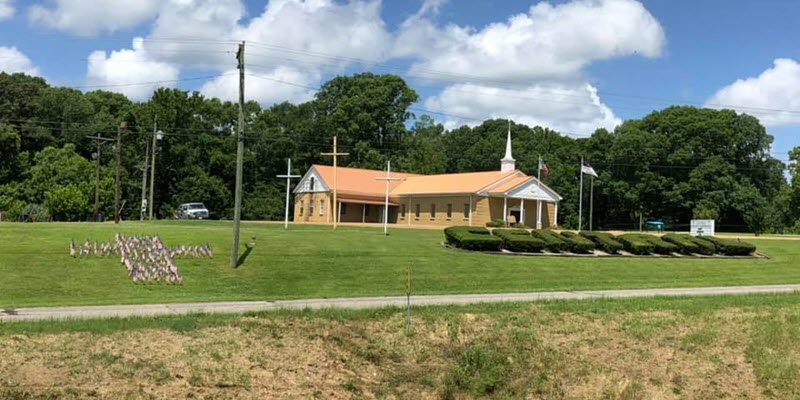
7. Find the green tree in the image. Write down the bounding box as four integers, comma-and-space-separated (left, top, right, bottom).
44, 184, 89, 221
0, 124, 20, 184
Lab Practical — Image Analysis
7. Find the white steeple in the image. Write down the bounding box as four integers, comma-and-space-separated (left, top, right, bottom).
501, 119, 515, 172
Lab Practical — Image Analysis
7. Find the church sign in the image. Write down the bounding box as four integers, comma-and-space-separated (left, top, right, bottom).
690, 219, 715, 237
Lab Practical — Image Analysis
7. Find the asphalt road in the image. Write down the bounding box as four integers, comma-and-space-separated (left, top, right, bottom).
3, 284, 800, 322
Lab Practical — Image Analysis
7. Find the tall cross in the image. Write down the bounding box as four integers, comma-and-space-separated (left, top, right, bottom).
276, 158, 301, 229
375, 160, 401, 236
321, 136, 349, 229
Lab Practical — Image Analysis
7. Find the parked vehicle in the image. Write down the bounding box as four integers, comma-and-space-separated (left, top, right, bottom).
177, 203, 209, 219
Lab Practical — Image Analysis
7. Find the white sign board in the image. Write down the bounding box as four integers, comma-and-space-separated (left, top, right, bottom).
690, 219, 715, 237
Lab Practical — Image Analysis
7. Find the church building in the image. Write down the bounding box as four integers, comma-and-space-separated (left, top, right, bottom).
292, 130, 562, 228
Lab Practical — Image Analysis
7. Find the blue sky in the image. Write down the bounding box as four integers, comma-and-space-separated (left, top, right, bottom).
0, 0, 798, 159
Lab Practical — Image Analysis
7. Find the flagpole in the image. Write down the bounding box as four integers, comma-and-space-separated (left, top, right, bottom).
579, 156, 584, 231
589, 175, 594, 231
536, 155, 543, 229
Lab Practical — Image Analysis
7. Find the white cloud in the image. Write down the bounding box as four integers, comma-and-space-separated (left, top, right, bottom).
142, 0, 390, 71
0, 46, 40, 75
0, 0, 14, 20
424, 83, 621, 136
86, 38, 178, 101
142, 0, 244, 68
394, 0, 665, 82
706, 58, 800, 127
29, 0, 161, 36
200, 66, 318, 105
140, 0, 390, 106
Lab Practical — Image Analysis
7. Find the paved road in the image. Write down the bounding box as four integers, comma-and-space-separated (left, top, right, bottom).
3, 284, 800, 322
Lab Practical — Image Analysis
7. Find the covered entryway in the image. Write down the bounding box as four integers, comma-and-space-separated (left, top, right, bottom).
336, 197, 399, 224
488, 178, 562, 228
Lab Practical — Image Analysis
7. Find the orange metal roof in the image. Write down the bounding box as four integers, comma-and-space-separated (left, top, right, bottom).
313, 165, 418, 198
488, 176, 533, 194
390, 170, 522, 196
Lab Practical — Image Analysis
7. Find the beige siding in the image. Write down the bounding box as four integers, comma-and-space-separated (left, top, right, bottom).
293, 193, 332, 223
402, 195, 474, 227
294, 192, 559, 228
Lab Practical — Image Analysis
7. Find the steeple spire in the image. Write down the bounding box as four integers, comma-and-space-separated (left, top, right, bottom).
501, 119, 515, 172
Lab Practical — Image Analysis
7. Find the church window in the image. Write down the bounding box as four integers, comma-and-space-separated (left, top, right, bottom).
309, 177, 315, 191
430, 204, 436, 219
447, 204, 452, 219
319, 200, 325, 215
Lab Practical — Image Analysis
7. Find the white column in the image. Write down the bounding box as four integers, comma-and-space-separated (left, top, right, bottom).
503, 197, 508, 223
338, 201, 342, 224
520, 199, 525, 226
536, 199, 543, 229
468, 195, 473, 226
554, 202, 559, 227
362, 204, 366, 223
408, 197, 412, 226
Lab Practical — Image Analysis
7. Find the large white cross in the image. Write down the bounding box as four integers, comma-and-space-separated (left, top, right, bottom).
321, 136, 349, 229
375, 160, 402, 235
276, 158, 301, 229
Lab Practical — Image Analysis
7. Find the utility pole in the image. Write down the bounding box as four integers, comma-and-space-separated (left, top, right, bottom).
589, 175, 594, 231
231, 41, 245, 268
578, 156, 584, 231
375, 160, 400, 235
276, 158, 301, 229
140, 128, 150, 221
114, 122, 126, 224
87, 135, 114, 221
321, 136, 348, 229
148, 117, 163, 221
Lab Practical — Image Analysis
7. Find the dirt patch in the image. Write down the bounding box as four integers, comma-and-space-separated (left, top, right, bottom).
0, 306, 789, 399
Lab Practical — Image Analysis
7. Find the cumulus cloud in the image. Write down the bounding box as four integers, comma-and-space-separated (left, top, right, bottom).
0, 0, 14, 20
397, 0, 664, 135
86, 38, 179, 101
29, 0, 161, 36
200, 66, 318, 105
394, 0, 665, 81
0, 46, 40, 75
425, 83, 621, 135
706, 58, 800, 127
82, 0, 388, 105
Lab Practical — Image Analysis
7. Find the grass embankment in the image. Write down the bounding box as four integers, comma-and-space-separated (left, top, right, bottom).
3, 294, 800, 399
0, 221, 798, 308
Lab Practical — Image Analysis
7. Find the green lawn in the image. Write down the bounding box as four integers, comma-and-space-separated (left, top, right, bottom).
1, 221, 798, 308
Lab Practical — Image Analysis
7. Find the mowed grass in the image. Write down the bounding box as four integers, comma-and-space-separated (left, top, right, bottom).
1, 221, 798, 308
3, 294, 800, 399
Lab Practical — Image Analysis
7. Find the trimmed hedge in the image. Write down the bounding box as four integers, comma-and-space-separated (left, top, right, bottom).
492, 229, 546, 253
580, 231, 624, 254
661, 234, 700, 254
444, 226, 502, 251
532, 230, 569, 252
702, 236, 757, 256
640, 234, 680, 255
616, 234, 655, 255
559, 231, 595, 253
688, 236, 717, 255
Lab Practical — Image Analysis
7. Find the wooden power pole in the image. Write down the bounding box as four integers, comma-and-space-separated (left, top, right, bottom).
87, 135, 114, 221
231, 41, 245, 267
321, 136, 348, 229
114, 122, 126, 224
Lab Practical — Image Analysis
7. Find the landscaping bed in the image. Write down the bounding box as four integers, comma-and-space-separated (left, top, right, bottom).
444, 227, 761, 258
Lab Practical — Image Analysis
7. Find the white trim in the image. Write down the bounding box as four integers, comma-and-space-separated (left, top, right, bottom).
293, 166, 330, 194
502, 177, 562, 202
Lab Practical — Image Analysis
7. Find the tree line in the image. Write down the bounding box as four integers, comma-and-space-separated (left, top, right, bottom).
0, 71, 798, 233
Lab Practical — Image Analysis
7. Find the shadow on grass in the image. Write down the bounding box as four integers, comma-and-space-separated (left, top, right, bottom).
235, 243, 254, 268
